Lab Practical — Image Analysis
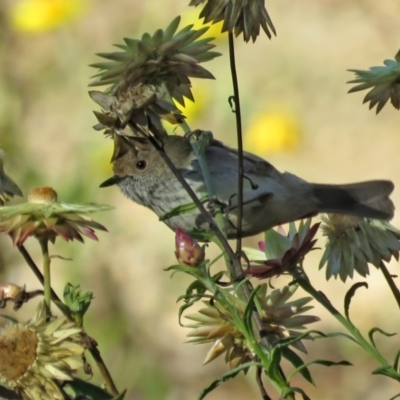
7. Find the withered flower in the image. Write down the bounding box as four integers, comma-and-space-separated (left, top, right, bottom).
189, 0, 276, 42
89, 16, 220, 105
348, 49, 400, 114
244, 220, 319, 279
90, 84, 184, 141
0, 284, 42, 311
0, 301, 84, 400
0, 187, 111, 245
185, 284, 318, 368
0, 149, 23, 206
320, 214, 400, 282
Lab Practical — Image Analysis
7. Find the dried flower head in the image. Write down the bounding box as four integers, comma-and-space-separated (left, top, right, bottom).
89, 16, 220, 105
347, 50, 400, 114
0, 149, 23, 206
90, 84, 184, 141
0, 301, 84, 400
320, 214, 400, 282
189, 0, 276, 42
185, 284, 318, 368
0, 187, 111, 245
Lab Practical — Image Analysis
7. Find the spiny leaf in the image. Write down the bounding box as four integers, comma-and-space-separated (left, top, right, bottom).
369, 327, 397, 348
344, 282, 368, 321
197, 362, 262, 400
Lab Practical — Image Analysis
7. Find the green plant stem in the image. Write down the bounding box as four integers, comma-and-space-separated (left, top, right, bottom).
18, 244, 63, 311
17, 244, 119, 396
210, 283, 292, 398
154, 93, 281, 394
379, 261, 400, 310
38, 237, 51, 316
291, 267, 398, 378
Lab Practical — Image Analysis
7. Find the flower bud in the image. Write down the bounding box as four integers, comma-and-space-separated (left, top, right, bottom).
28, 187, 58, 204
175, 228, 204, 266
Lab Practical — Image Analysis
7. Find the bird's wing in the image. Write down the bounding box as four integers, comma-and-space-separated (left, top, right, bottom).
205, 141, 283, 206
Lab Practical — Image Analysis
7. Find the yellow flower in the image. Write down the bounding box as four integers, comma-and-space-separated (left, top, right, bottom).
10, 0, 87, 33
245, 110, 301, 154
0, 301, 84, 400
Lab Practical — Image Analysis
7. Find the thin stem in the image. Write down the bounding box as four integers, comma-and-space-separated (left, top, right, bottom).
18, 244, 63, 310
379, 261, 400, 309
87, 340, 119, 396
256, 366, 271, 400
228, 32, 244, 252
38, 238, 51, 315
291, 267, 397, 375
17, 244, 119, 396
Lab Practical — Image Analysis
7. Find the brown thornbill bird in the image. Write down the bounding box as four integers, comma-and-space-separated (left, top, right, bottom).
100, 135, 395, 239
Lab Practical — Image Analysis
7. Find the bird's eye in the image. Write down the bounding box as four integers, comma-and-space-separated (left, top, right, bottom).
136, 160, 147, 170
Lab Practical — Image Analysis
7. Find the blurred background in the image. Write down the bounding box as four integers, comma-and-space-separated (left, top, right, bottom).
0, 0, 400, 399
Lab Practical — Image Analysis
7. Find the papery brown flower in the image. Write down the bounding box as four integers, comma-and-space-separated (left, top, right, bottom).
0, 301, 84, 400
0, 187, 111, 245
320, 214, 400, 282
185, 284, 318, 368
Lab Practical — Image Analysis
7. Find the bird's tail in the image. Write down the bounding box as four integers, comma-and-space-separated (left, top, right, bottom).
312, 180, 395, 220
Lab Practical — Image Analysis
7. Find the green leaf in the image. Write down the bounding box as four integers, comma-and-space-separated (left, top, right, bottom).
164, 16, 181, 41
242, 286, 263, 343
287, 357, 353, 386
63, 283, 93, 327
159, 196, 208, 221
393, 349, 400, 372
279, 386, 311, 400
344, 282, 368, 321
268, 346, 282, 383
282, 347, 314, 385
264, 228, 291, 259
67, 377, 114, 399
372, 365, 398, 379
197, 362, 261, 400
177, 280, 207, 326
112, 390, 127, 400
316, 331, 359, 345
369, 327, 397, 348
389, 393, 400, 400
165, 264, 203, 282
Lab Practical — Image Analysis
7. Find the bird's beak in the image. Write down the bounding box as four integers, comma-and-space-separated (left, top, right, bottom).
99, 175, 126, 188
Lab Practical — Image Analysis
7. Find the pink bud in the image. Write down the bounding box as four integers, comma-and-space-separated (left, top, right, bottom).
175, 228, 205, 267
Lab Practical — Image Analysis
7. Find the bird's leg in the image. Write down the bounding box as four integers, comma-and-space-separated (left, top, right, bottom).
202, 197, 229, 215
243, 173, 259, 190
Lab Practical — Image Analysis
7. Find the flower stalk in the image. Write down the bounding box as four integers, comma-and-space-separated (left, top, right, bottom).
39, 237, 51, 316
290, 267, 399, 380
